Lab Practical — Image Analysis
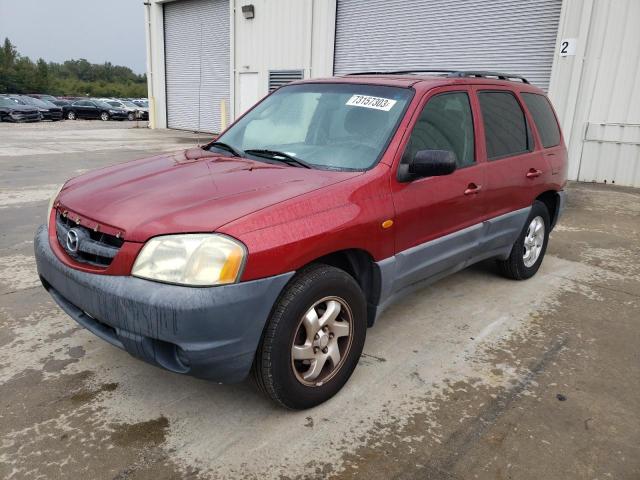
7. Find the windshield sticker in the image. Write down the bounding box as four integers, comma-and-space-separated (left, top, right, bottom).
346, 95, 397, 111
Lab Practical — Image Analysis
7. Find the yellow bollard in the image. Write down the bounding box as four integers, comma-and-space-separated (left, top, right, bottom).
220, 99, 228, 132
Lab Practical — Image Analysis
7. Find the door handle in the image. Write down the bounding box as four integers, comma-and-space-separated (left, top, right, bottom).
526, 168, 543, 178
464, 183, 481, 195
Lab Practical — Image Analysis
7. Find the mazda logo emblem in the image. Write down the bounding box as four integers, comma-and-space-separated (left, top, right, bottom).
66, 229, 80, 253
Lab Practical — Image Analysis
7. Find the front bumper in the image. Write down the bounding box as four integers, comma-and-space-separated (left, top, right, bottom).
35, 225, 293, 383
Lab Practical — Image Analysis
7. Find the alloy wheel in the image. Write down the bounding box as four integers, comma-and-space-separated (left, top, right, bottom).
523, 215, 545, 267
291, 296, 353, 386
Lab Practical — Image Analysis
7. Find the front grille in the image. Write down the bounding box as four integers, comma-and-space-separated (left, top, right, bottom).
55, 212, 124, 267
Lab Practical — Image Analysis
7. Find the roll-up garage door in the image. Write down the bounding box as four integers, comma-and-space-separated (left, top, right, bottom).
164, 0, 229, 132
334, 0, 562, 91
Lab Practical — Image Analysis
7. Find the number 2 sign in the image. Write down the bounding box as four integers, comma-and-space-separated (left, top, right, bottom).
560, 38, 577, 56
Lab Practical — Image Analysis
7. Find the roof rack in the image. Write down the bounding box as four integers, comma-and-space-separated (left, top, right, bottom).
345, 69, 529, 84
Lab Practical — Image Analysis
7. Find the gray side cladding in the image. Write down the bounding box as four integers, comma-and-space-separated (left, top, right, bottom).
373, 207, 531, 320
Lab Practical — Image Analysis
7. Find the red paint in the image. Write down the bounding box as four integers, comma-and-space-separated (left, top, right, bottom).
50, 75, 567, 281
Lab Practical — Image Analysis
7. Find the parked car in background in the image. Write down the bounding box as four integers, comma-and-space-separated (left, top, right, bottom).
10, 95, 63, 121
131, 99, 149, 120
28, 94, 71, 107
36, 70, 567, 409
63, 99, 128, 121
0, 96, 41, 122
98, 98, 140, 121
15, 95, 63, 122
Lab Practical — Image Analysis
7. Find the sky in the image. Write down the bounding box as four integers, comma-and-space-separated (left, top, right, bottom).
0, 0, 147, 73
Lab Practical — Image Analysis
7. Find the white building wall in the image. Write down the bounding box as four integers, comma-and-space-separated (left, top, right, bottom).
145, 0, 169, 129
231, 0, 335, 117
549, 0, 640, 187
144, 0, 335, 129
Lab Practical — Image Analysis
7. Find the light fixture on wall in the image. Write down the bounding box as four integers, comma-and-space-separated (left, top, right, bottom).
241, 4, 255, 19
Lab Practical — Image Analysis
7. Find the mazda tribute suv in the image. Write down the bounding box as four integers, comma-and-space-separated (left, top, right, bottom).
35, 70, 567, 409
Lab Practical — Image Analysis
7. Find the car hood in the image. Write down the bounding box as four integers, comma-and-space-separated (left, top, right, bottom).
1, 104, 36, 112
57, 147, 361, 242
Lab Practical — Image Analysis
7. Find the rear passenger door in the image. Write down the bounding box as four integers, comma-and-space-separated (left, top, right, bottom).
474, 87, 547, 220
390, 88, 486, 293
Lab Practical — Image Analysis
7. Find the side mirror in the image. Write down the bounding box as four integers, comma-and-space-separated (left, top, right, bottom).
408, 149, 457, 178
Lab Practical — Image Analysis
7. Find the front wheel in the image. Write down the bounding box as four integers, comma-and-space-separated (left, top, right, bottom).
67, 111, 76, 120
127, 112, 135, 121
497, 200, 550, 280
253, 264, 367, 409
100, 111, 110, 121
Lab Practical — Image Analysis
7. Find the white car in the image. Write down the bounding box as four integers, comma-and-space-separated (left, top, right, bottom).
98, 98, 140, 121
131, 99, 149, 120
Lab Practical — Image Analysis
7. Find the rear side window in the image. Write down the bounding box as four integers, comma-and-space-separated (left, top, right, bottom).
521, 93, 561, 148
478, 91, 530, 160
403, 92, 475, 168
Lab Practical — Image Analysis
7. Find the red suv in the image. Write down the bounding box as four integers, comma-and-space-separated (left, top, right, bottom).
35, 70, 567, 409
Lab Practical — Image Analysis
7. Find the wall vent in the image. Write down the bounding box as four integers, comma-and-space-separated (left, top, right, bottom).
268, 70, 304, 92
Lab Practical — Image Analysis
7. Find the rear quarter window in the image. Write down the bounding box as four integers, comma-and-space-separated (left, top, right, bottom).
521, 93, 561, 148
478, 91, 531, 160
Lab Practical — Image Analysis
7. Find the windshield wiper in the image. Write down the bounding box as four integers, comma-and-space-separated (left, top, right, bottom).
244, 149, 312, 169
208, 141, 245, 157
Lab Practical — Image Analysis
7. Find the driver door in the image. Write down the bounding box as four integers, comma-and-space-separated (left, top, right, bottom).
389, 88, 487, 294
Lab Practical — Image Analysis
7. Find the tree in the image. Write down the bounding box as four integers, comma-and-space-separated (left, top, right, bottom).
0, 37, 148, 97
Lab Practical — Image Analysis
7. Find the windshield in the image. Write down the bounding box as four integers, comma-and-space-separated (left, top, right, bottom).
107, 101, 121, 107
0, 97, 17, 107
214, 83, 413, 170
94, 101, 112, 109
122, 100, 138, 108
30, 97, 50, 107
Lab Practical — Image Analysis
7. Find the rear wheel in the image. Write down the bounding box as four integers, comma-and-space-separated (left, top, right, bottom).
100, 111, 110, 121
67, 111, 76, 120
253, 264, 367, 409
497, 200, 550, 280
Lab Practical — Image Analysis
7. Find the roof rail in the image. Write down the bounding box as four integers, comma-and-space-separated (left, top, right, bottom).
446, 70, 529, 84
345, 69, 529, 84
346, 69, 457, 76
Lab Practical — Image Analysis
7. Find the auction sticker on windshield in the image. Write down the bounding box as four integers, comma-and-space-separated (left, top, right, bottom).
346, 94, 397, 111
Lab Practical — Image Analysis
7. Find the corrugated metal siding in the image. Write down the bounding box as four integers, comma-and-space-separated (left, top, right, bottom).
334, 0, 562, 91
549, 0, 640, 187
575, 0, 640, 187
164, 0, 229, 133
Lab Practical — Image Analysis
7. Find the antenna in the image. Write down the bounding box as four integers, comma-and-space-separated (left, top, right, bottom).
196, 22, 203, 146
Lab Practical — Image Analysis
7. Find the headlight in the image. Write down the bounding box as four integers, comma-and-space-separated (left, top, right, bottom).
47, 183, 65, 221
132, 234, 246, 286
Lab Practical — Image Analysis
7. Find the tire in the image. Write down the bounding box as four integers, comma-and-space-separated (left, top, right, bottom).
100, 111, 110, 121
253, 264, 367, 409
497, 200, 550, 280
127, 112, 135, 121
67, 111, 76, 120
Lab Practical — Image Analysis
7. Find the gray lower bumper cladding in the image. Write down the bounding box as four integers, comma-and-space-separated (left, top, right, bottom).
34, 225, 293, 383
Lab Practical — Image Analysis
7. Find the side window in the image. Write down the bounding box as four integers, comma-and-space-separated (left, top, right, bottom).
403, 92, 475, 168
521, 93, 561, 148
478, 91, 530, 160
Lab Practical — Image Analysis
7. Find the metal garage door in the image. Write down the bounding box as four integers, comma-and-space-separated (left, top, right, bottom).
334, 0, 562, 91
164, 0, 229, 133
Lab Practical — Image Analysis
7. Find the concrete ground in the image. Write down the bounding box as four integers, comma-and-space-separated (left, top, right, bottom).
0, 120, 638, 480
